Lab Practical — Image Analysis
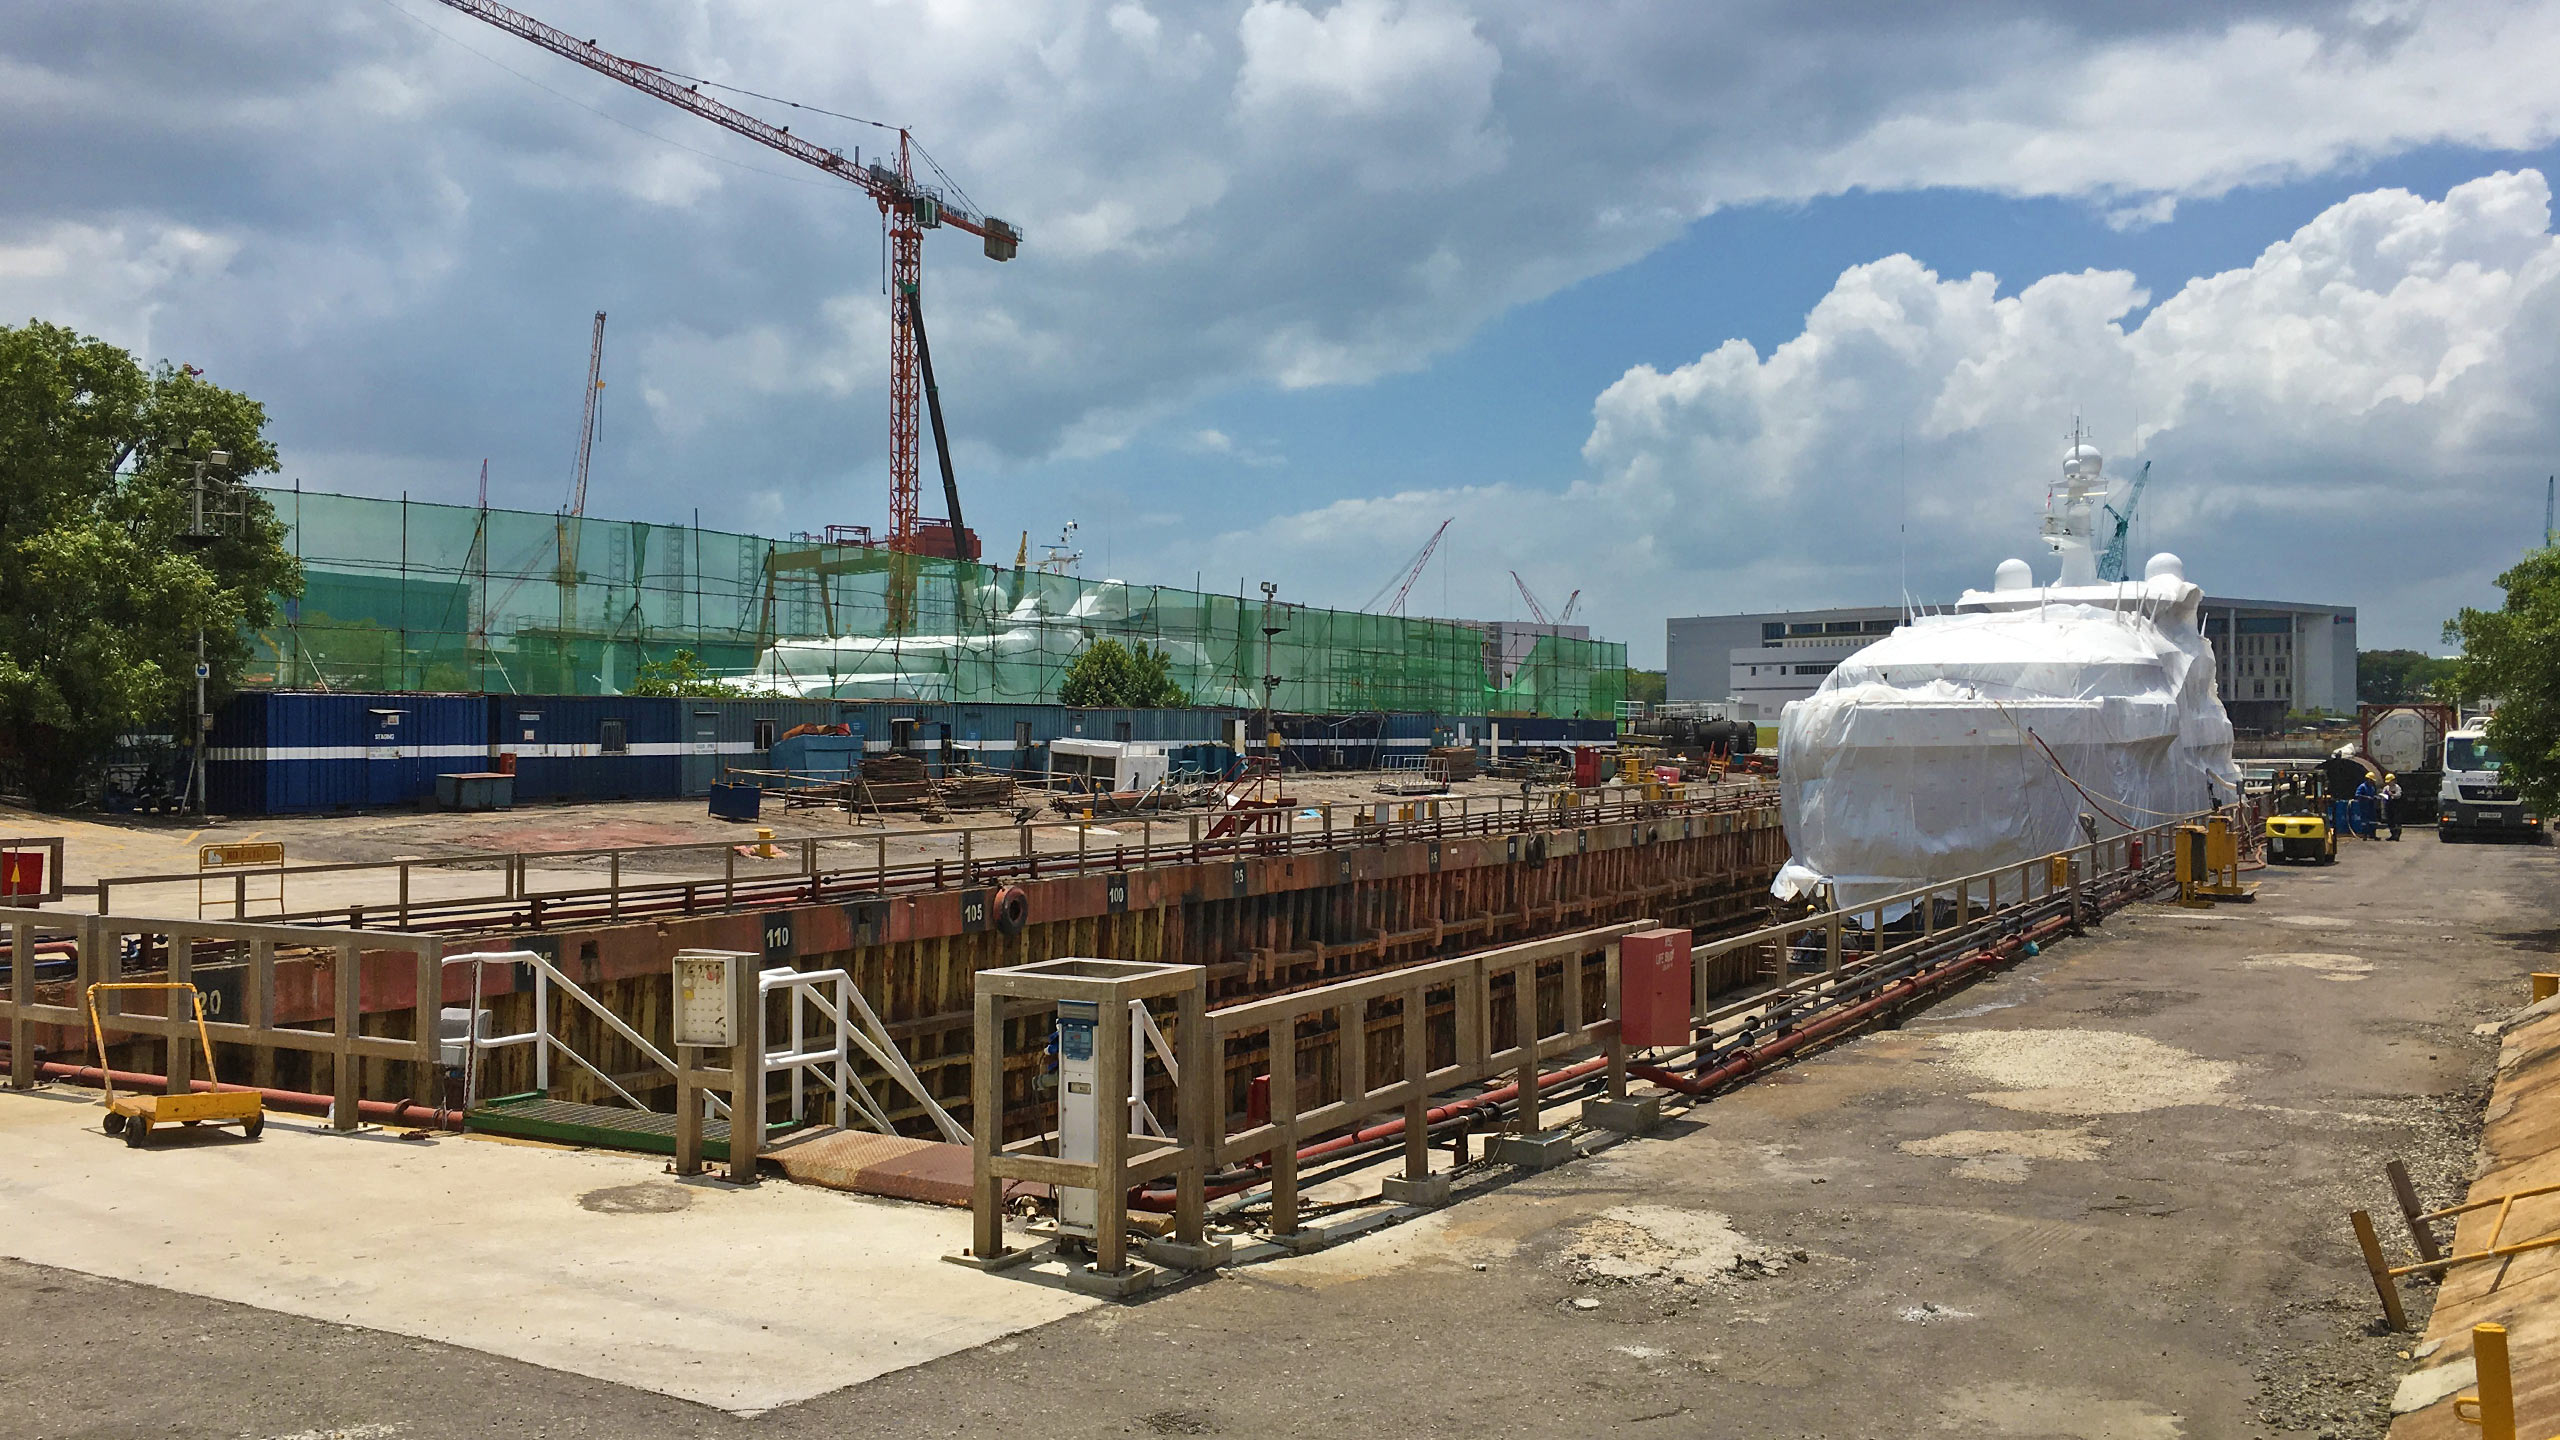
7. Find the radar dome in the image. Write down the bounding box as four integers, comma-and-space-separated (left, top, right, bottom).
2062, 442, 2103, 482
2144, 552, 2185, 582
1993, 557, 2034, 591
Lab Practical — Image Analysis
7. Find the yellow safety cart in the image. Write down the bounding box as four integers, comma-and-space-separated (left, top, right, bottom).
85, 982, 264, 1147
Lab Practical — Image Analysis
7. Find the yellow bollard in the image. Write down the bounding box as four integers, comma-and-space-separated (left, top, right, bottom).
2534, 973, 2558, 1004
752, 826, 780, 859
2452, 1322, 2515, 1440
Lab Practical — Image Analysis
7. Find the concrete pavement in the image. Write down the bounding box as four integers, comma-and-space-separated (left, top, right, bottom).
0, 827, 2547, 1438
0, 1090, 1091, 1414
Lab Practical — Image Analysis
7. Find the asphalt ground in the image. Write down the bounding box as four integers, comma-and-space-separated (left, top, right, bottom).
3, 827, 2549, 1440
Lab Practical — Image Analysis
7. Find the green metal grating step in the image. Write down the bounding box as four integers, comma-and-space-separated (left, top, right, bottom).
464, 1092, 798, 1162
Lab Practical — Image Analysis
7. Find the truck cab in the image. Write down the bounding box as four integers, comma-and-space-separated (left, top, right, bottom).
2438, 727, 2543, 841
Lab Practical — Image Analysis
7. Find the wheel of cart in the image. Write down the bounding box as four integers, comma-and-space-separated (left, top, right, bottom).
84, 982, 265, 1147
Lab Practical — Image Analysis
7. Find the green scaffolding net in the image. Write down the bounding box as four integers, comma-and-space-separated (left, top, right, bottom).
245, 488, 1627, 718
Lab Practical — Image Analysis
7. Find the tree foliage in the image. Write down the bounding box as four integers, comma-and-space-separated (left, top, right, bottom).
2356, 647, 2460, 705
2443, 549, 2560, 814
1059, 638, 1188, 708
627, 648, 750, 698
0, 320, 300, 805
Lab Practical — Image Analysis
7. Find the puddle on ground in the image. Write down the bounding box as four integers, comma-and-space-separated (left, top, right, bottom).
2243, 951, 2372, 981
1898, 1125, 2109, 1182
576, 1183, 695, 1215
1558, 1205, 1785, 1285
1932, 1029, 2237, 1116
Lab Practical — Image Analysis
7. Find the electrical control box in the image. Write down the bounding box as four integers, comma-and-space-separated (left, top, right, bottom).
1055, 999, 1101, 1238
1620, 927, 1694, 1048
673, 950, 741, 1047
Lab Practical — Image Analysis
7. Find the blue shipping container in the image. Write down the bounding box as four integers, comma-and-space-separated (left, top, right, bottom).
502, 695, 681, 802
207, 691, 489, 814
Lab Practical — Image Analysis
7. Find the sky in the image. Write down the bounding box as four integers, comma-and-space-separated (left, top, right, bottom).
10, 1, 2560, 665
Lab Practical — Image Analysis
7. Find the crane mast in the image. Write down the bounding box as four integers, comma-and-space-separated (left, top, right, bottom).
424, 0, 1019, 560
569, 310, 604, 517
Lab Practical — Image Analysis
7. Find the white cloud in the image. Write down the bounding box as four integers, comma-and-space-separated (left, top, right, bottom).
1234, 0, 1506, 191
1181, 426, 1284, 466
12, 2, 2560, 647
1195, 170, 2560, 656
0, 221, 239, 359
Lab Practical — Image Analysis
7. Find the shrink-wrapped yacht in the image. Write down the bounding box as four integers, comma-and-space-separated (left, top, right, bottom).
1771, 442, 2241, 911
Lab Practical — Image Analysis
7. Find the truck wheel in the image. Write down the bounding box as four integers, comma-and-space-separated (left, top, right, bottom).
2438, 829, 2454, 843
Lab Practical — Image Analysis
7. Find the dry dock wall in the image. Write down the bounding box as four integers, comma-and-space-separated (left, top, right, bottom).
43, 802, 1786, 1140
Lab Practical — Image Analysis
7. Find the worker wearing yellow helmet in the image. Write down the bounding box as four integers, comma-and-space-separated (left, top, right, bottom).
2382, 772, 2404, 841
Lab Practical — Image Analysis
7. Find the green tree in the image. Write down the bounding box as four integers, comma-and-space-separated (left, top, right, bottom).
0, 320, 300, 806
2443, 549, 2560, 814
2358, 648, 2462, 705
627, 648, 746, 698
1059, 638, 1188, 708
1624, 669, 1667, 706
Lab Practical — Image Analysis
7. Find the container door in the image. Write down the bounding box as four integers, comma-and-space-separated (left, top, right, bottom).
683, 710, 720, 795
366, 708, 408, 806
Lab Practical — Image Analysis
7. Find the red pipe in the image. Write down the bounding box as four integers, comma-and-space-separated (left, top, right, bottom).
1132, 1052, 1615, 1210
33, 1060, 465, 1131
1632, 911, 2075, 1097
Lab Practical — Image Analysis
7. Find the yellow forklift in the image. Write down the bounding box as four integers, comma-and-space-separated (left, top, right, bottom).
85, 982, 264, 1146
2263, 763, 2340, 865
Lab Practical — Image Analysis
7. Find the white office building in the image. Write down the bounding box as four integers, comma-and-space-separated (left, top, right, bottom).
1668, 596, 2357, 733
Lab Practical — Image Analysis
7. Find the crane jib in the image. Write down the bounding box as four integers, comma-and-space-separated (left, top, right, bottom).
428, 0, 1020, 253
428, 0, 1020, 563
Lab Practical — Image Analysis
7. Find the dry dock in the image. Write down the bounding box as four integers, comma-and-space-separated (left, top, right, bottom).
1, 807, 2551, 1438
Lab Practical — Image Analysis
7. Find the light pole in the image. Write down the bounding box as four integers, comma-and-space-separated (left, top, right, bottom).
187, 450, 230, 816
1257, 581, 1285, 768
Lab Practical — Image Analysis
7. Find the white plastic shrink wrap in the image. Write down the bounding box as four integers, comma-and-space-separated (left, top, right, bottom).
1772, 565, 2240, 913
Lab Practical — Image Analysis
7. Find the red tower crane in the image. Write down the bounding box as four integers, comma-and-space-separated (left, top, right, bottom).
425, 0, 1020, 558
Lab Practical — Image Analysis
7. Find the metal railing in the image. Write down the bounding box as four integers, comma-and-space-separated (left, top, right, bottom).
91, 782, 1779, 934
438, 947, 967, 1144
445, 947, 707, 1117
1206, 922, 1646, 1237
2, 906, 443, 1127
960, 813, 2225, 1275
760, 963, 964, 1142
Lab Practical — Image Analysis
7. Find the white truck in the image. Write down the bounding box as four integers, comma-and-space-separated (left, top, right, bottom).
2437, 725, 2544, 842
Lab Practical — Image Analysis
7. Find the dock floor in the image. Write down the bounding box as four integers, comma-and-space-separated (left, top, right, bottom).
0, 1090, 1089, 1414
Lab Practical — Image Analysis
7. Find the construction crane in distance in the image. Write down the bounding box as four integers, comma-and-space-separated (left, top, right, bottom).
2095, 459, 2153, 584
1509, 570, 1551, 624
568, 311, 605, 516
553, 311, 608, 677
1365, 518, 1452, 616
425, 0, 1020, 569
1508, 571, 1584, 628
